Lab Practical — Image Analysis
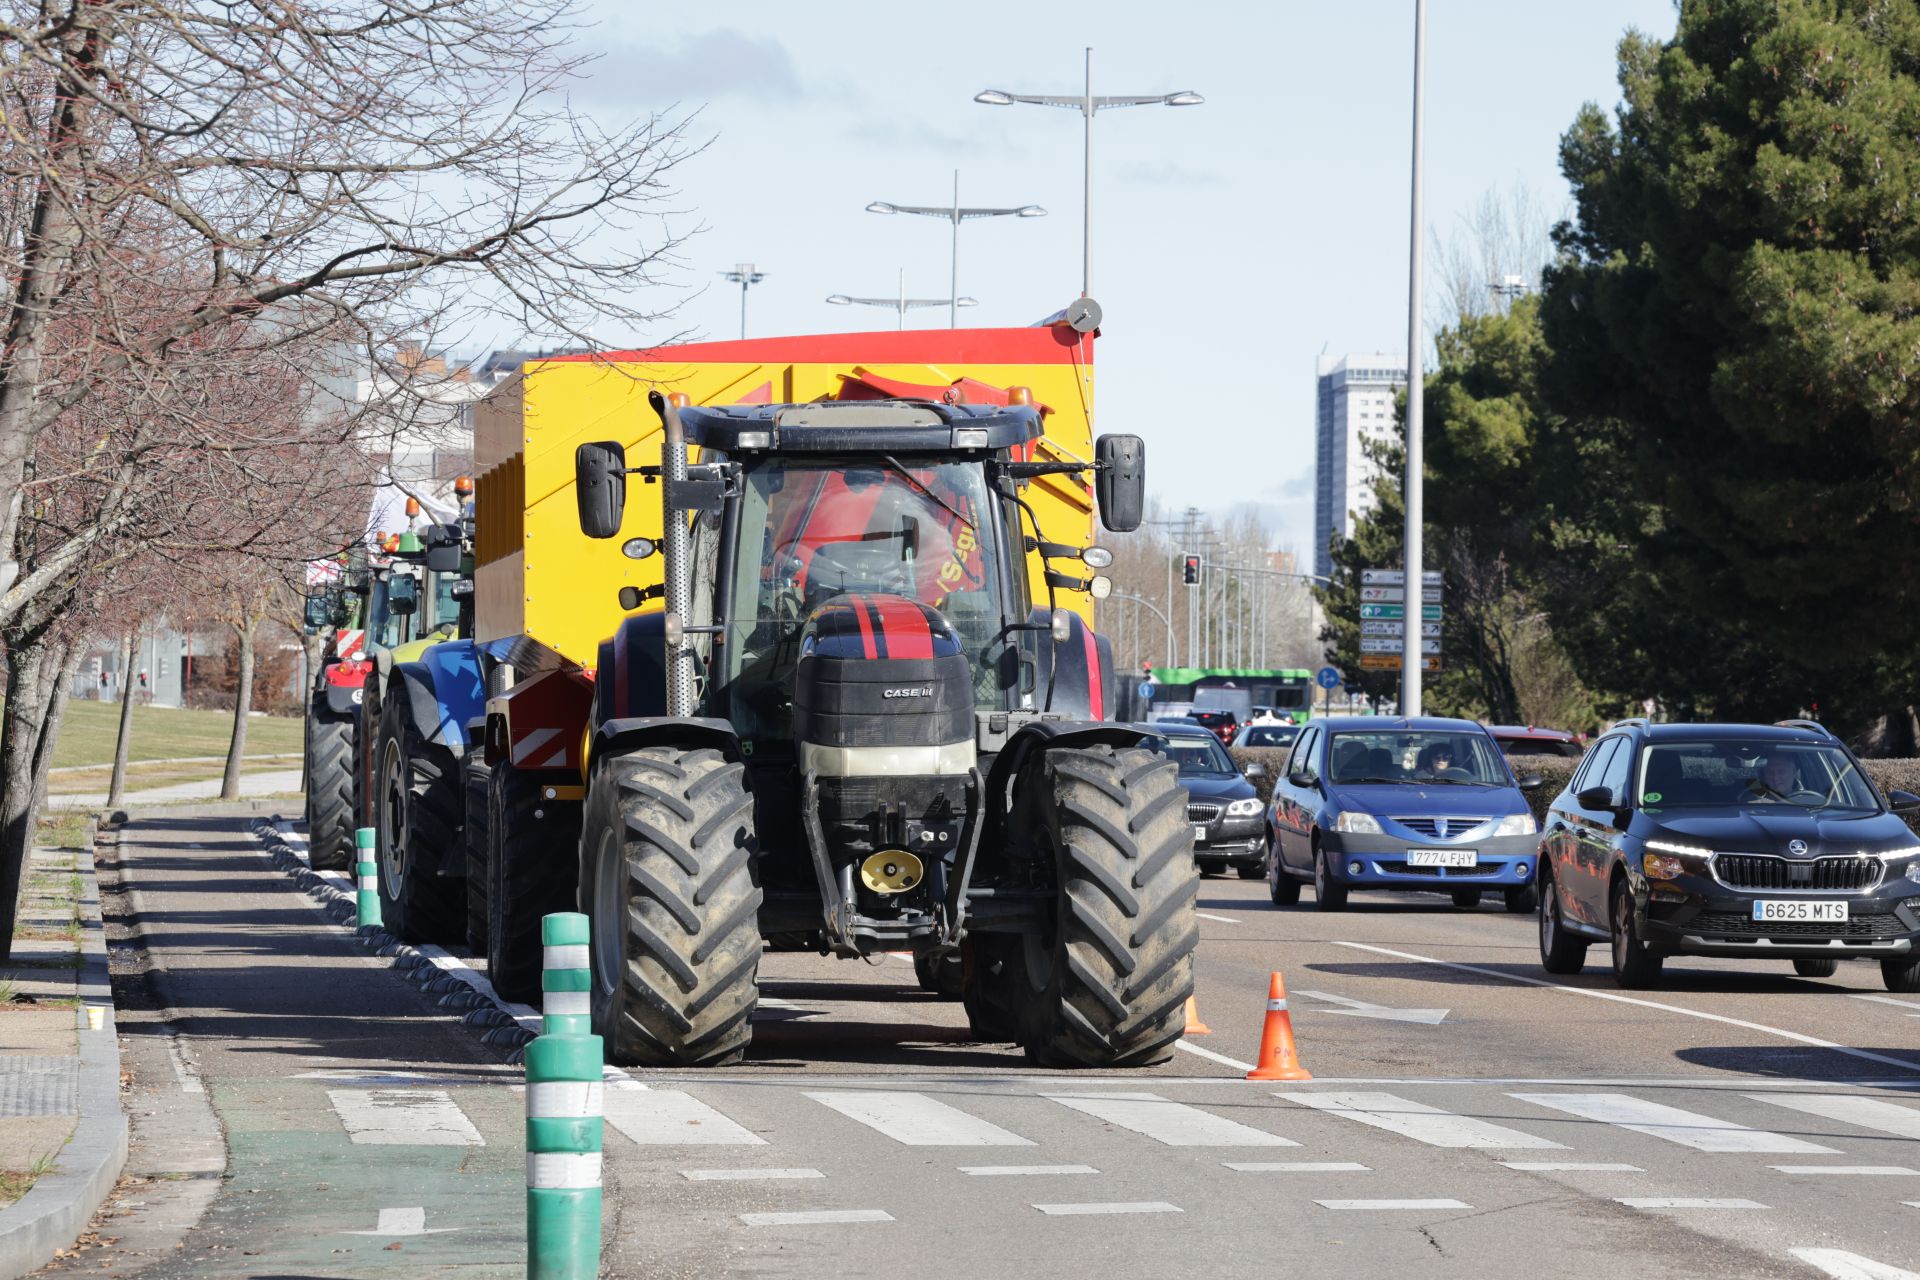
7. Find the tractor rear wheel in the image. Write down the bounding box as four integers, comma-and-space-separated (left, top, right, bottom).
462, 758, 491, 955
914, 951, 964, 999
1010, 745, 1198, 1069
373, 694, 464, 944
304, 698, 356, 872
485, 766, 580, 1004
583, 747, 763, 1067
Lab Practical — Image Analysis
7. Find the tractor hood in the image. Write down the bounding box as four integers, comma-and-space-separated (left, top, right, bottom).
679, 400, 1042, 455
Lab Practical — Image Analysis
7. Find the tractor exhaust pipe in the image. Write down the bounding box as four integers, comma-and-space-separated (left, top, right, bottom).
650, 389, 697, 718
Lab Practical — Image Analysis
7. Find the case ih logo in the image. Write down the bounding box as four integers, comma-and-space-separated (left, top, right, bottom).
882, 686, 933, 699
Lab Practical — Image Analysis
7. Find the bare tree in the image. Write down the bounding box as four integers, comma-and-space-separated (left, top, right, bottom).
1429, 184, 1556, 331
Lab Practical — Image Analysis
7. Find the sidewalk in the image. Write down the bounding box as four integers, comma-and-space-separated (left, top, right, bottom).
0, 832, 125, 1279
47, 770, 302, 812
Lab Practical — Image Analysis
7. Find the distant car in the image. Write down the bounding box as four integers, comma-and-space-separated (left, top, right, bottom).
1537, 718, 1920, 992
1491, 725, 1584, 758
1266, 716, 1544, 912
1139, 724, 1268, 879
1233, 722, 1301, 751
1150, 714, 1203, 729
1190, 709, 1238, 745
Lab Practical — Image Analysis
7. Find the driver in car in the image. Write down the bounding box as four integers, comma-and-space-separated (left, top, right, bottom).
1415, 743, 1456, 779
1748, 754, 1804, 802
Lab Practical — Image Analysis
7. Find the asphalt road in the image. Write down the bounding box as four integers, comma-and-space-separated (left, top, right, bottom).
76, 819, 1920, 1280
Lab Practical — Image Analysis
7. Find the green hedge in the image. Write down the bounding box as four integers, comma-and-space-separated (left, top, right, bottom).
1227, 746, 1920, 834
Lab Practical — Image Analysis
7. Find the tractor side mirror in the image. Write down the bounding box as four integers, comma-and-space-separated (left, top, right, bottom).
575, 440, 628, 539
424, 523, 462, 574
388, 573, 419, 616
328, 596, 351, 628
303, 594, 330, 629
1094, 433, 1145, 533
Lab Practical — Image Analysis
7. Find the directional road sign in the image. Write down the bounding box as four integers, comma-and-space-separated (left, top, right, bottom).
1359, 603, 1443, 621
1138, 681, 1156, 702
1359, 654, 1442, 671
1360, 637, 1441, 655
1359, 585, 1445, 604
1315, 666, 1341, 690
1360, 569, 1444, 587
1360, 620, 1444, 638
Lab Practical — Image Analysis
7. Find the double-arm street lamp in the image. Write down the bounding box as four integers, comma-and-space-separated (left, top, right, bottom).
827, 268, 976, 330
866, 171, 1044, 328
975, 48, 1203, 297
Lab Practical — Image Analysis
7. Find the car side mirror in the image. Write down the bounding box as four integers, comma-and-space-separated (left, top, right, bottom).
1290, 768, 1317, 788
1575, 784, 1615, 811
575, 440, 628, 539
1889, 789, 1920, 813
1517, 773, 1544, 791
1243, 761, 1266, 780
1093, 433, 1144, 533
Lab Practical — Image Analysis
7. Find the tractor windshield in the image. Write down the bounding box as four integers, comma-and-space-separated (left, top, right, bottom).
720, 456, 1017, 744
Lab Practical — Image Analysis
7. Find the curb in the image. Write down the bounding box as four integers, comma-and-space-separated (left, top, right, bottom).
0, 842, 128, 1280
248, 820, 541, 1058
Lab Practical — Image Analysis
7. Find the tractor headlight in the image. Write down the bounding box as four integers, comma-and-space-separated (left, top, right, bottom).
1333, 811, 1381, 835
1226, 798, 1262, 818
1493, 813, 1538, 837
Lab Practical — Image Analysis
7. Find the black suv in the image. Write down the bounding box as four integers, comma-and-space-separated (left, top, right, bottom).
1537, 719, 1920, 992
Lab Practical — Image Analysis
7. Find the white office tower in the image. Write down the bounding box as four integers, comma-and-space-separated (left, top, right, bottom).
1313, 354, 1409, 579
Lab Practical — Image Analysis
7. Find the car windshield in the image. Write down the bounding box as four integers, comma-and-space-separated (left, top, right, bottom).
1328, 730, 1510, 786
1241, 726, 1299, 747
1638, 740, 1880, 811
1158, 735, 1235, 776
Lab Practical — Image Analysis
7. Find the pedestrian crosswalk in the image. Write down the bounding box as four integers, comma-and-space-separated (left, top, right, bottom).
307, 1076, 1920, 1176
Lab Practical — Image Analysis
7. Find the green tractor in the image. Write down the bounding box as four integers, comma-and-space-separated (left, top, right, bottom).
566, 394, 1196, 1068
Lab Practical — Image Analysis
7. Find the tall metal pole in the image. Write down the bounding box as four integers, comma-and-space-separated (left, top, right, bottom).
738, 277, 748, 341
1400, 0, 1427, 716
1082, 47, 1094, 297
950, 171, 961, 329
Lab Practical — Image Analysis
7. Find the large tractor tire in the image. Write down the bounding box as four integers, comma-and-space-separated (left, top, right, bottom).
485, 766, 581, 1005
581, 746, 762, 1067
462, 757, 491, 956
1007, 744, 1198, 1069
373, 694, 465, 944
304, 697, 356, 872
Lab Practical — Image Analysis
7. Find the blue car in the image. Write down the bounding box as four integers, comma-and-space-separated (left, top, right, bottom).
1265, 716, 1544, 911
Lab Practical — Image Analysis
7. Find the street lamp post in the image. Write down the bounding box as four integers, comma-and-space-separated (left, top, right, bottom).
867, 172, 1044, 328
1401, 0, 1428, 715
827, 269, 976, 329
718, 263, 767, 340
975, 48, 1202, 297
1110, 591, 1176, 671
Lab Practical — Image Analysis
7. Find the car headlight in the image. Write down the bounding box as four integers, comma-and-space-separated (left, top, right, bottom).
1493, 813, 1537, 837
1642, 853, 1685, 880
1644, 839, 1712, 859
1333, 812, 1381, 835
1226, 798, 1263, 818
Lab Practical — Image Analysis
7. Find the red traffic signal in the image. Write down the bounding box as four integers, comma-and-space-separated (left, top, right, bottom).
1182, 554, 1200, 585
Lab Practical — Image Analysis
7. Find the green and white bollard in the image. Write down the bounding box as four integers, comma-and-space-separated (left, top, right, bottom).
353, 827, 382, 929
525, 1031, 603, 1279
541, 913, 592, 1037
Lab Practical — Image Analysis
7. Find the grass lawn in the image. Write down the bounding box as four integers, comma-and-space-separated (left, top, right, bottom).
47, 757, 299, 796
51, 699, 304, 769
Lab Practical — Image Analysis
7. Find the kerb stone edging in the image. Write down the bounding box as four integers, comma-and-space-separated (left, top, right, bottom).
0, 839, 128, 1280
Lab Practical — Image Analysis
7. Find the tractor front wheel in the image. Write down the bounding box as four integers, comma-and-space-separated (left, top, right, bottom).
1010, 745, 1198, 1069
373, 695, 464, 943
582, 747, 763, 1067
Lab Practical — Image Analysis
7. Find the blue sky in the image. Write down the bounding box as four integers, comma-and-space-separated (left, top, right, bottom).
564, 1, 1679, 556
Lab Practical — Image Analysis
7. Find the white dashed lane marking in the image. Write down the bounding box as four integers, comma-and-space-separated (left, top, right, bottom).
1768, 1166, 1920, 1176
808, 1091, 1034, 1147
605, 1083, 766, 1146
1226, 1162, 1370, 1173
738, 1210, 893, 1227
1513, 1092, 1837, 1154
1278, 1091, 1562, 1150
1615, 1198, 1767, 1210
1789, 1248, 1920, 1280
1031, 1201, 1182, 1216
326, 1089, 483, 1147
1500, 1162, 1642, 1172
960, 1165, 1099, 1176
1315, 1199, 1470, 1211
1045, 1092, 1297, 1147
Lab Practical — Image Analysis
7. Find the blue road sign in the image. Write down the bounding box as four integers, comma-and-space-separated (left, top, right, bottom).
1138, 681, 1157, 701
1315, 666, 1341, 690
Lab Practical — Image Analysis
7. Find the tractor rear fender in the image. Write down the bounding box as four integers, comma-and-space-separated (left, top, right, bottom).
592, 717, 742, 769
973, 719, 1157, 883
597, 611, 668, 724
483, 666, 595, 776
1024, 608, 1117, 721
387, 640, 485, 754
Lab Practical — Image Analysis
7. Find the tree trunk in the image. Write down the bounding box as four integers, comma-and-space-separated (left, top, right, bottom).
0, 627, 76, 961
220, 619, 257, 801
107, 626, 138, 807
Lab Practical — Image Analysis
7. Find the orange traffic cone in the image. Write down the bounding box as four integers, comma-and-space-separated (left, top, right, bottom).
1183, 993, 1212, 1036
1245, 971, 1312, 1081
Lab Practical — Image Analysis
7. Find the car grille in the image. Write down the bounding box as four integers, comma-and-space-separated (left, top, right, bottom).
1713, 854, 1881, 892
1394, 816, 1491, 839
1691, 912, 1905, 940
1375, 860, 1500, 879
1188, 803, 1222, 825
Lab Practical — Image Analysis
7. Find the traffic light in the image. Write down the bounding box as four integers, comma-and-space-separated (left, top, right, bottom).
1182, 554, 1200, 585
